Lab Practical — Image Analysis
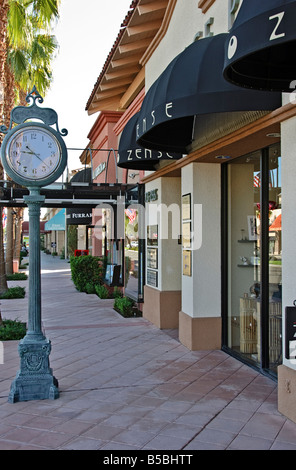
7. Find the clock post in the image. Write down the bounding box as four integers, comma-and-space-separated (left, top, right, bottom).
0, 87, 68, 402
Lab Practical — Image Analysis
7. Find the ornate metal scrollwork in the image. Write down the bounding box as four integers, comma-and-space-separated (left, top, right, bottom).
0, 85, 68, 137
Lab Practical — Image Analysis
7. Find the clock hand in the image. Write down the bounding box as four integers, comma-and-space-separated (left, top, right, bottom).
25, 146, 50, 168
25, 145, 40, 158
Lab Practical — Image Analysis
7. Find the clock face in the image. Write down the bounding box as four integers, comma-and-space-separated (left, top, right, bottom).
5, 125, 62, 182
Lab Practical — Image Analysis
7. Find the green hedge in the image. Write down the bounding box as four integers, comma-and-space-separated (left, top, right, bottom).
0, 319, 26, 340
70, 255, 106, 293
0, 286, 26, 299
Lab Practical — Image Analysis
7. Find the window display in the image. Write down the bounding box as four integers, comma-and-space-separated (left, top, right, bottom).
224, 144, 282, 375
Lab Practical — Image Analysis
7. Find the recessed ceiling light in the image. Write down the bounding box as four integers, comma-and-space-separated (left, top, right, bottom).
215, 155, 231, 160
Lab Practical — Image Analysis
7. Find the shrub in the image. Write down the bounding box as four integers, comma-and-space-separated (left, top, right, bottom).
70, 255, 106, 293
114, 296, 135, 317
0, 319, 26, 340
85, 282, 96, 294
95, 284, 109, 299
0, 286, 26, 299
19, 251, 28, 263
113, 286, 123, 299
6, 272, 28, 281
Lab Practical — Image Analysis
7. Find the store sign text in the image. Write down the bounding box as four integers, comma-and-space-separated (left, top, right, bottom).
145, 189, 158, 202
93, 162, 106, 179
67, 212, 92, 219
269, 12, 285, 41
125, 148, 174, 161
136, 102, 174, 136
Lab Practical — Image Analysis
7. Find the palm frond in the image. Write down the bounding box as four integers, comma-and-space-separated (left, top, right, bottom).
22, 0, 59, 26
7, 48, 27, 81
7, 0, 29, 47
6, 0, 60, 95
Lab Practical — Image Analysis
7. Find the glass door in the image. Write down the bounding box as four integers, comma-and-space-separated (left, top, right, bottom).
223, 144, 282, 375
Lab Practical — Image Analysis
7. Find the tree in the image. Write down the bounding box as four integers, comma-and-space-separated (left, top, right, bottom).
0, 0, 10, 293
7, 0, 59, 96
0, 0, 60, 286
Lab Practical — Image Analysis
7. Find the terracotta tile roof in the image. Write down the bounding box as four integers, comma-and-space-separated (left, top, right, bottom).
85, 1, 139, 112
85, 0, 170, 114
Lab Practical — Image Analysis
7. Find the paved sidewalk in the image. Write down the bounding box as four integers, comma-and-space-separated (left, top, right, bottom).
0, 252, 296, 451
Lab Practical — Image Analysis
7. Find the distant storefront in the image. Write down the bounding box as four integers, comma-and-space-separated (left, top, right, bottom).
22, 221, 48, 249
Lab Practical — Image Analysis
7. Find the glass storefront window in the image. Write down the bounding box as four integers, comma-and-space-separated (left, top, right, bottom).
125, 208, 139, 299
224, 144, 282, 375
268, 149, 282, 373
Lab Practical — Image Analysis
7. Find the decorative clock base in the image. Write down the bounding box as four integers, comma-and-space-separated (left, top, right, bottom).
8, 338, 59, 403
0, 88, 67, 403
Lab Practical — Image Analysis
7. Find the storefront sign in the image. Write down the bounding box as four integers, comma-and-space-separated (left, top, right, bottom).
145, 189, 158, 203
117, 113, 182, 170
93, 162, 106, 179
66, 207, 92, 225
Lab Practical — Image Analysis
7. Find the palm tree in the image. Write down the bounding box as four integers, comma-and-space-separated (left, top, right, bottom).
0, 0, 60, 284
0, 0, 10, 292
7, 0, 59, 96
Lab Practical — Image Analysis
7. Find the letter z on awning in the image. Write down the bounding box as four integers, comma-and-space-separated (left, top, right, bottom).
223, 0, 296, 92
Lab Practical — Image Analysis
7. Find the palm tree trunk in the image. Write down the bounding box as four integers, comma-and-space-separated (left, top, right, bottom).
14, 207, 23, 263
3, 59, 16, 277
0, 207, 7, 294
0, 0, 9, 294
5, 207, 13, 275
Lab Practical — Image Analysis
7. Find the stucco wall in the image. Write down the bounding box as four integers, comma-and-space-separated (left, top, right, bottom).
181, 163, 221, 319
146, 0, 231, 90
281, 116, 296, 371
145, 177, 181, 293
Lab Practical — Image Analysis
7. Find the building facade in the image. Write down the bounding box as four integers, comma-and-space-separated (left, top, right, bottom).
85, 0, 296, 423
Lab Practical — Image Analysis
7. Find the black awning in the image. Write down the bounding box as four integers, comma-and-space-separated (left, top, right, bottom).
136, 33, 282, 154
223, 0, 296, 92
117, 113, 182, 171
70, 167, 92, 183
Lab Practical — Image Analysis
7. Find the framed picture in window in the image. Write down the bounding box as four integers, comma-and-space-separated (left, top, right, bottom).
147, 247, 158, 269
182, 222, 191, 248
147, 225, 158, 246
183, 250, 191, 276
147, 269, 158, 287
182, 194, 191, 221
